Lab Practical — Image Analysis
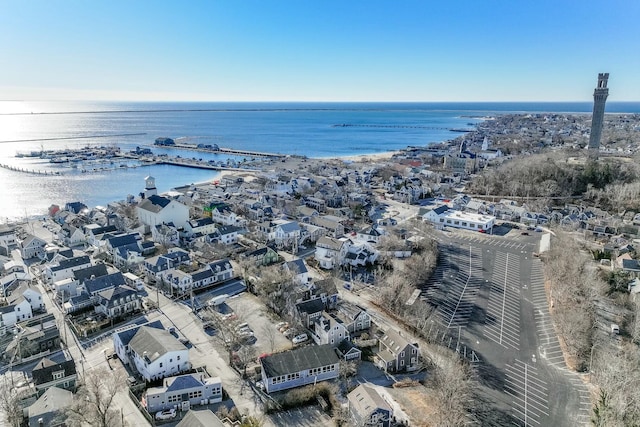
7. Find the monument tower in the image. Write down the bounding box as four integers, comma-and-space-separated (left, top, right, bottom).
588, 73, 609, 160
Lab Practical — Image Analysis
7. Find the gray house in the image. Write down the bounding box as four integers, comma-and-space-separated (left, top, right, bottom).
348, 384, 393, 427
375, 329, 420, 373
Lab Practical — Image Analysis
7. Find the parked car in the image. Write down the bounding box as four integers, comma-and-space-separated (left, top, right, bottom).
521, 232, 529, 236
292, 333, 309, 344
155, 408, 176, 420
284, 329, 296, 339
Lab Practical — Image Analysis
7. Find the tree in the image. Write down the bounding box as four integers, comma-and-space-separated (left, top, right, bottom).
65, 367, 126, 427
235, 344, 257, 378
0, 378, 22, 427
261, 323, 278, 353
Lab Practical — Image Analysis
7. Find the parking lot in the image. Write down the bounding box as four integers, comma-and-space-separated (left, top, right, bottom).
483, 252, 521, 350
420, 229, 591, 426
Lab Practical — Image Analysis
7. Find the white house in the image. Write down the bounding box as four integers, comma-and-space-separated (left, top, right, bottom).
43, 255, 92, 284
260, 344, 340, 393
184, 217, 217, 238
210, 203, 241, 226
20, 235, 47, 260
310, 311, 350, 347
137, 195, 189, 230
144, 373, 222, 413
284, 259, 310, 284
128, 326, 190, 382
274, 221, 301, 247
315, 236, 350, 269
0, 297, 32, 331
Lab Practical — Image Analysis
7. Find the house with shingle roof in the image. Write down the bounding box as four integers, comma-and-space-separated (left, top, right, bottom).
375, 329, 420, 373
315, 236, 350, 269
128, 326, 190, 381
32, 356, 77, 396
43, 255, 92, 284
26, 386, 73, 427
95, 285, 141, 318
144, 373, 222, 413
20, 234, 47, 260
176, 409, 225, 427
347, 384, 393, 427
260, 344, 340, 393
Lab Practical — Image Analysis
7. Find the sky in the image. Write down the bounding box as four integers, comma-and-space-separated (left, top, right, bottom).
1, 0, 639, 102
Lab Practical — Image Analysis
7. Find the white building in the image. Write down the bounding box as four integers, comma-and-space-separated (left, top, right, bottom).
127, 326, 190, 382
144, 373, 222, 413
137, 194, 189, 230
43, 255, 92, 284
423, 205, 495, 232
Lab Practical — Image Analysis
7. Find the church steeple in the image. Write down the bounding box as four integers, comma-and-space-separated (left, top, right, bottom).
144, 176, 157, 198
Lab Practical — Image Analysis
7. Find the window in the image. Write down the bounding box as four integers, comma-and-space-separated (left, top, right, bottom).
400, 360, 405, 366
53, 371, 64, 380
188, 390, 202, 399
400, 351, 405, 358
159, 363, 163, 368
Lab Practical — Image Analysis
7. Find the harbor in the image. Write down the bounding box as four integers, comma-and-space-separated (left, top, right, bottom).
8, 141, 278, 176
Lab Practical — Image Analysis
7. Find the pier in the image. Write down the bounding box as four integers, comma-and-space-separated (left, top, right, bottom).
162, 143, 285, 159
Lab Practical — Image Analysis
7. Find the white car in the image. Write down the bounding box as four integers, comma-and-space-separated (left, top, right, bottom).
292, 333, 308, 344
155, 408, 176, 420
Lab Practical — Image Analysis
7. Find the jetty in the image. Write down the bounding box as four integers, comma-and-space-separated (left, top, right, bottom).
332, 123, 472, 132
0, 163, 63, 176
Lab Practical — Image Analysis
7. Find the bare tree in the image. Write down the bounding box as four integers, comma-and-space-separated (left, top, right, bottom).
261, 323, 278, 353
65, 367, 127, 427
235, 344, 257, 378
0, 378, 22, 427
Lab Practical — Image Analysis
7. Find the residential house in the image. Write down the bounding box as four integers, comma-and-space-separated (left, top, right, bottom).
0, 225, 17, 256
142, 249, 191, 283
152, 223, 180, 247
311, 215, 346, 238
26, 386, 73, 427
260, 344, 340, 393
54, 263, 108, 303
20, 234, 47, 260
315, 236, 350, 269
284, 258, 310, 284
144, 373, 222, 413
345, 244, 379, 267
336, 339, 362, 361
184, 217, 217, 238
295, 298, 327, 328
32, 356, 77, 397
243, 245, 279, 266
43, 255, 92, 284
208, 225, 242, 245
95, 285, 142, 319
112, 320, 164, 365
335, 303, 372, 334
274, 221, 302, 248
375, 329, 420, 373
83, 224, 118, 246
137, 194, 190, 229
127, 326, 190, 382
347, 384, 393, 427
1, 290, 33, 331
209, 203, 242, 226
187, 259, 233, 292
310, 311, 350, 347
6, 315, 60, 362
176, 409, 225, 427
57, 224, 85, 247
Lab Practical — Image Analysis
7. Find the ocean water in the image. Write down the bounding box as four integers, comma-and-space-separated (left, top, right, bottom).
1, 101, 639, 221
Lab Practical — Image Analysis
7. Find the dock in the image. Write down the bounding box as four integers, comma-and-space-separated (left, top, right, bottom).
0, 163, 63, 176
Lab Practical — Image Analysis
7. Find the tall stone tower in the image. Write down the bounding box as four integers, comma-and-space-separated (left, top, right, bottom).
587, 73, 609, 160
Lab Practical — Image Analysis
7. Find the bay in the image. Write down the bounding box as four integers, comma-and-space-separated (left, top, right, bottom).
1, 101, 639, 221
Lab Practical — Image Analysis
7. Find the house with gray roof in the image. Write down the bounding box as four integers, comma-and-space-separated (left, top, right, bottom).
128, 326, 190, 381
137, 194, 189, 229
144, 373, 222, 413
375, 329, 420, 373
176, 409, 225, 427
32, 356, 77, 397
43, 255, 92, 284
260, 344, 340, 393
347, 384, 393, 427
95, 285, 141, 318
26, 386, 73, 427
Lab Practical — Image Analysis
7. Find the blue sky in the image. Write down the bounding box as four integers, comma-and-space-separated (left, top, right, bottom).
1, 0, 639, 101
